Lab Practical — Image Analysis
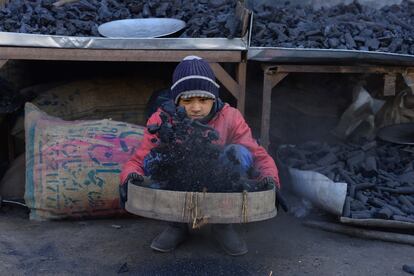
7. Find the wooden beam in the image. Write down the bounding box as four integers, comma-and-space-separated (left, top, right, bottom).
0, 0, 9, 7
236, 1, 251, 37
260, 70, 288, 150
0, 47, 242, 62
210, 62, 240, 100
383, 73, 397, 96
235, 61, 247, 114
403, 71, 414, 94
271, 72, 289, 88
0, 59, 8, 69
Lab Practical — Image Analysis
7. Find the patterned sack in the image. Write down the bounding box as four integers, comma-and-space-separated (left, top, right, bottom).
25, 103, 144, 220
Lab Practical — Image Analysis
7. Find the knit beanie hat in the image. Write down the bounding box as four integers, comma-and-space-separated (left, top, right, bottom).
171, 55, 220, 104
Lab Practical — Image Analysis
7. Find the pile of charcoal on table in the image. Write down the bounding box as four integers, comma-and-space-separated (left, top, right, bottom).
142, 107, 271, 193
0, 0, 241, 37
278, 140, 414, 222
251, 0, 414, 55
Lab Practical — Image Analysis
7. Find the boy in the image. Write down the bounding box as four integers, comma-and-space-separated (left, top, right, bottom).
120, 56, 280, 256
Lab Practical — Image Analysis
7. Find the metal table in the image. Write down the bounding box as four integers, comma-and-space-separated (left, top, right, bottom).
0, 3, 252, 114
0, 3, 253, 162
248, 47, 414, 150
0, 45, 248, 113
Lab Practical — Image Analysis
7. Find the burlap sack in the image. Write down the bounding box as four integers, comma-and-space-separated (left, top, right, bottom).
13, 75, 166, 139
24, 103, 144, 220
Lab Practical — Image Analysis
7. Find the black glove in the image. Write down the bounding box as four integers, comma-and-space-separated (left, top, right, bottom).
119, 173, 144, 209
261, 177, 289, 212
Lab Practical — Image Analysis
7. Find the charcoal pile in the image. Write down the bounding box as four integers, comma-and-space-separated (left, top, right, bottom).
278, 140, 414, 222
143, 107, 271, 193
251, 0, 414, 55
0, 0, 241, 38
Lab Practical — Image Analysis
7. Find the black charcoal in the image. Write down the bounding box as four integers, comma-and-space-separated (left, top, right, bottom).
142, 107, 271, 193
251, 0, 414, 54
278, 140, 414, 222
0, 0, 241, 38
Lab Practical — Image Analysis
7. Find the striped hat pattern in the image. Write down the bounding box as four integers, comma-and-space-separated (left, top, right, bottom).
171, 55, 220, 104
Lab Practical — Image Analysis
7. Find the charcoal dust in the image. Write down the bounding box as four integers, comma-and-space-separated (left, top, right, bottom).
0, 0, 242, 38
251, 0, 414, 55
278, 140, 414, 222
142, 107, 270, 193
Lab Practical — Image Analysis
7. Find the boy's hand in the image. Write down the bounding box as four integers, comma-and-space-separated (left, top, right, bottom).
260, 176, 276, 190
119, 173, 144, 208
126, 173, 144, 185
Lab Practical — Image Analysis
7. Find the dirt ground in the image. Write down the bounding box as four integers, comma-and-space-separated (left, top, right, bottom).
1, 202, 413, 276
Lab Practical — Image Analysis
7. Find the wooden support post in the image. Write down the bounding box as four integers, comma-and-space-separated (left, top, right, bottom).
256, 64, 414, 151
403, 70, 414, 94
383, 73, 397, 96
261, 66, 288, 150
0, 60, 12, 161
6, 116, 14, 163
236, 61, 247, 115
211, 62, 240, 98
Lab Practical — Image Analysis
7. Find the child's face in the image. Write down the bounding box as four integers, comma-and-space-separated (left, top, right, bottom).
178, 97, 214, 120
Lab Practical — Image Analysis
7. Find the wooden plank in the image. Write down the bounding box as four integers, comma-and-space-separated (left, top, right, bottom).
0, 47, 242, 62
0, 59, 8, 69
276, 65, 407, 74
210, 63, 240, 100
403, 72, 414, 94
235, 61, 247, 114
383, 73, 397, 96
261, 72, 273, 151
0, 0, 8, 7
236, 1, 252, 37
261, 70, 288, 150
271, 72, 288, 88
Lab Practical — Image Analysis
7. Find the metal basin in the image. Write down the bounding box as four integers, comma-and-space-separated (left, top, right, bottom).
98, 18, 186, 38
125, 182, 277, 224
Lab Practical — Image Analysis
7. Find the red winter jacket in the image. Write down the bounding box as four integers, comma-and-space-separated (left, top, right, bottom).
120, 103, 280, 187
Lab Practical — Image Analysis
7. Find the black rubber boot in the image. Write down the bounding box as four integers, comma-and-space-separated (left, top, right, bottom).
211, 224, 248, 256
150, 223, 188, 252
